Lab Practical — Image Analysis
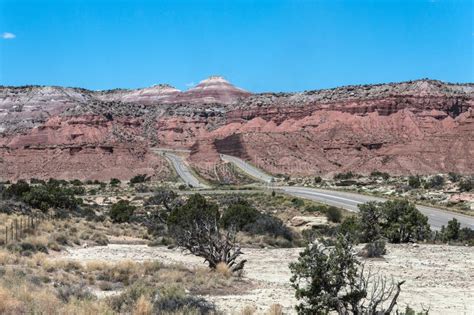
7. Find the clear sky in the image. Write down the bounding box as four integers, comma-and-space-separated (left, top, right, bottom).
0, 0, 472, 92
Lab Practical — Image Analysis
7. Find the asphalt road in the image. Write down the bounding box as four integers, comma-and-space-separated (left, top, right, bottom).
279, 187, 474, 230
155, 149, 473, 230
161, 152, 208, 189
220, 154, 274, 183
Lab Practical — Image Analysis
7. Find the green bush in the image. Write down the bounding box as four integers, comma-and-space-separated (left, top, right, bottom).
221, 198, 293, 241
448, 172, 461, 182
129, 174, 149, 185
325, 206, 342, 223
358, 200, 430, 243
167, 194, 219, 231
109, 200, 136, 223
69, 179, 83, 186
290, 235, 403, 314
338, 216, 361, 241
110, 178, 121, 187
424, 175, 444, 189
334, 172, 355, 180
361, 239, 386, 258
459, 178, 473, 192
370, 171, 390, 180
4, 180, 81, 212
243, 214, 293, 241
4, 180, 31, 199
291, 197, 305, 208
408, 175, 421, 188
221, 199, 260, 230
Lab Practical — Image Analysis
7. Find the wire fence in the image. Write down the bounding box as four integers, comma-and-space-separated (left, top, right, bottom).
2, 214, 46, 246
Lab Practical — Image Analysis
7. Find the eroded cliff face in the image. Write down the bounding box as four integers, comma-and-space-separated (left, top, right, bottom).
0, 77, 472, 180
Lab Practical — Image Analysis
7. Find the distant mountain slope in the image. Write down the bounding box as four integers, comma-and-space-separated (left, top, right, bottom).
0, 78, 472, 180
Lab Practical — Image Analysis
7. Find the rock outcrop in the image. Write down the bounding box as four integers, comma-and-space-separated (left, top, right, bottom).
0, 77, 472, 180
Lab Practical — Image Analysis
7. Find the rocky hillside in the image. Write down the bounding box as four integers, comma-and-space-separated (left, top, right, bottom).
0, 77, 473, 180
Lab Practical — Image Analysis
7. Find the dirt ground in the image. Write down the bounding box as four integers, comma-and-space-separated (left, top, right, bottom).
60, 243, 474, 315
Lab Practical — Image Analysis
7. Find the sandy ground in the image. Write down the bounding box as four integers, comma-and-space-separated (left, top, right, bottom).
60, 244, 474, 315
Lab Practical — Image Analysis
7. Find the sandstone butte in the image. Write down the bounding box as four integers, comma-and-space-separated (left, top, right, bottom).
0, 76, 473, 181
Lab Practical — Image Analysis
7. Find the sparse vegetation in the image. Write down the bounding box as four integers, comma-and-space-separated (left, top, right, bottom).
290, 235, 404, 314
408, 175, 421, 188
109, 200, 136, 223
129, 174, 149, 185
357, 200, 431, 243
167, 194, 246, 272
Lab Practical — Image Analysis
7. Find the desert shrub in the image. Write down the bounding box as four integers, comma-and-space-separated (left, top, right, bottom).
17, 181, 81, 212
3, 180, 31, 199
459, 177, 473, 192
69, 179, 83, 186
178, 184, 187, 190
220, 198, 293, 241
334, 172, 355, 180
358, 202, 383, 242
358, 200, 430, 243
53, 233, 71, 246
130, 174, 149, 185
337, 216, 361, 240
109, 200, 136, 223
360, 239, 386, 258
448, 172, 461, 182
290, 235, 403, 314
167, 194, 246, 272
400, 305, 429, 315
291, 198, 305, 208
221, 199, 260, 230
303, 204, 326, 213
314, 176, 322, 184
382, 200, 430, 243
443, 218, 460, 241
459, 227, 474, 245
30, 178, 46, 185
424, 175, 445, 189
110, 178, 121, 187
109, 281, 155, 313
153, 286, 216, 315
56, 283, 93, 302
408, 175, 421, 188
243, 214, 293, 241
90, 232, 109, 246
370, 171, 390, 180
325, 206, 342, 223
168, 194, 219, 228
133, 295, 153, 315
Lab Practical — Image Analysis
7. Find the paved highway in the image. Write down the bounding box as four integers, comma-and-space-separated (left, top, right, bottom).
279, 187, 474, 230
220, 154, 274, 183
155, 149, 474, 230
160, 151, 208, 189
221, 156, 474, 230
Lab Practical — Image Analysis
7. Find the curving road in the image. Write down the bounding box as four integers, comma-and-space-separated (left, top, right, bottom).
155, 150, 208, 189
154, 149, 473, 230
221, 155, 474, 230
220, 154, 274, 183
279, 187, 474, 230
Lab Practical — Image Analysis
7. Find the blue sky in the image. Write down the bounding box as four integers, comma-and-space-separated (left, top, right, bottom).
0, 0, 472, 92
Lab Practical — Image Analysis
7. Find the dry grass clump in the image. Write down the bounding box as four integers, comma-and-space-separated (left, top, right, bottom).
132, 295, 153, 315
240, 305, 257, 315
215, 262, 232, 278
266, 304, 284, 315
0, 249, 18, 265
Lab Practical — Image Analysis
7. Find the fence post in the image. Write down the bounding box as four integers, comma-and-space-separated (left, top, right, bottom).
15, 219, 18, 241
10, 222, 13, 242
